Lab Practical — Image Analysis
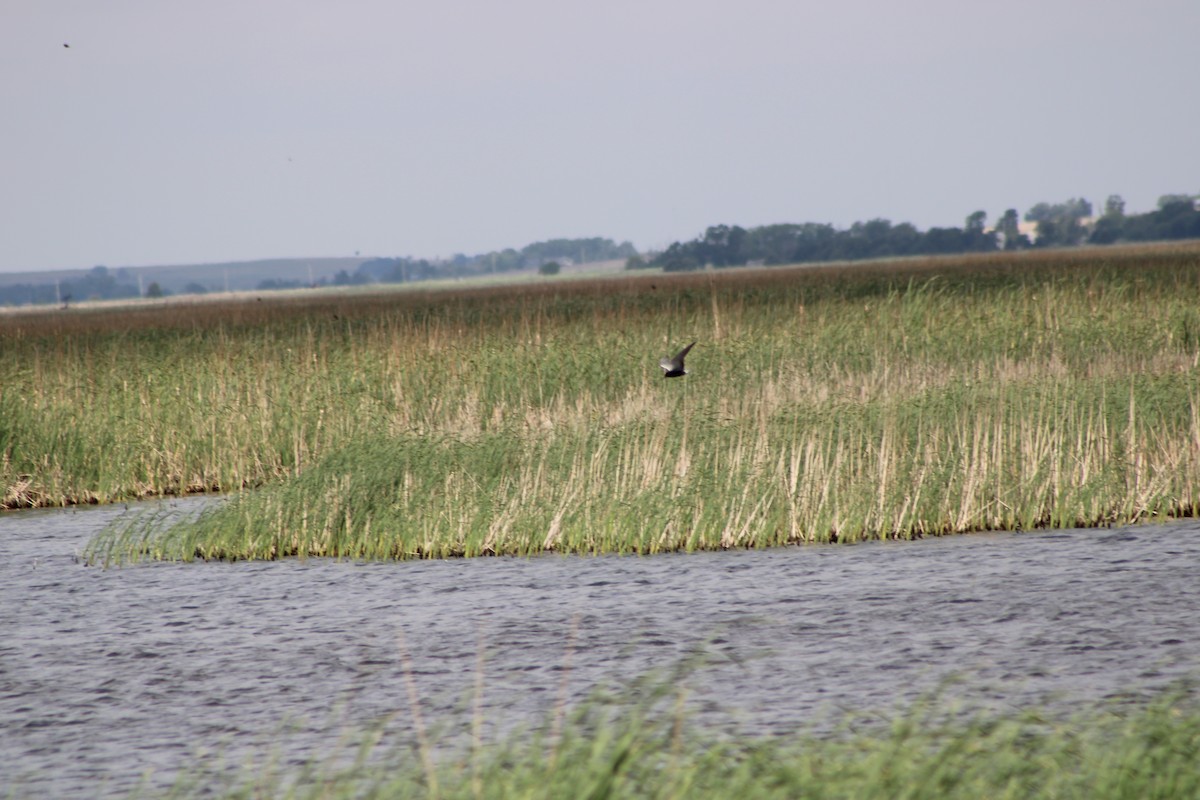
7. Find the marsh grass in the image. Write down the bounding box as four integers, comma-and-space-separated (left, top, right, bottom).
5, 245, 1200, 559
145, 681, 1200, 800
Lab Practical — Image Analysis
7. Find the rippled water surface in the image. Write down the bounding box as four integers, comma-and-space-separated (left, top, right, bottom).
2, 499, 1199, 797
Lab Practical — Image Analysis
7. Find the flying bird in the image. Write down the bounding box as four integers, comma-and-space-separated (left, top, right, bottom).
660, 341, 696, 378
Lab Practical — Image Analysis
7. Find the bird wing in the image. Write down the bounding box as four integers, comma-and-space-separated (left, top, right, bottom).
673, 341, 696, 362
660, 341, 696, 372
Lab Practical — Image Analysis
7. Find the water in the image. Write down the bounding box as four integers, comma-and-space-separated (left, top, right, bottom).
2, 499, 1198, 797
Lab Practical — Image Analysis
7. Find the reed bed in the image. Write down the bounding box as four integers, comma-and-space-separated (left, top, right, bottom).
4, 245, 1200, 561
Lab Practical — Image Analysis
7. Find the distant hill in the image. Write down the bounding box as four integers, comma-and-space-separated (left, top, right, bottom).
122, 257, 372, 293
0, 257, 370, 305
0, 237, 639, 307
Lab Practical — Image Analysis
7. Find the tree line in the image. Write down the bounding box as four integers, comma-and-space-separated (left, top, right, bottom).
355, 237, 637, 285
0, 238, 637, 306
635, 193, 1200, 272
0, 265, 141, 308
4, 200, 1199, 306
251, 238, 637, 290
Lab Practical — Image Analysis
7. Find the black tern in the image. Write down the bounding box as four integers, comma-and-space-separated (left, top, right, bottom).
660, 341, 696, 378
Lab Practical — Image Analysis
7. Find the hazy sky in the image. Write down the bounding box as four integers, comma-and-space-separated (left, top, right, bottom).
4, 1, 1198, 272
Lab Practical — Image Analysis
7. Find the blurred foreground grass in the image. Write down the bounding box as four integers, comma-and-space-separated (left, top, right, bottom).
150, 682, 1200, 800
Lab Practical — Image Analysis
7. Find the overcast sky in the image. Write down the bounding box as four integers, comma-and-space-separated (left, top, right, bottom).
3, 1, 1198, 272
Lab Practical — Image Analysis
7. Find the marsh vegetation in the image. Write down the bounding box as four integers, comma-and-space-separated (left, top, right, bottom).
153, 682, 1200, 800
3, 244, 1200, 561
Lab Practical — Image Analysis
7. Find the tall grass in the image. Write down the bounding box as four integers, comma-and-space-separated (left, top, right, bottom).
146, 683, 1200, 799
4, 245, 1200, 559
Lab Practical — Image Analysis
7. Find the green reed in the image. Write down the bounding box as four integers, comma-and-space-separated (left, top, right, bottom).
85, 367, 1200, 564
4, 245, 1200, 559
143, 683, 1200, 800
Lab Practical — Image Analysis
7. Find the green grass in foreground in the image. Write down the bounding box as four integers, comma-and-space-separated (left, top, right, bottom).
147, 686, 1200, 800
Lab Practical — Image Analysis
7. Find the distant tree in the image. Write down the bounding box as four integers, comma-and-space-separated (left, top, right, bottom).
1105, 199, 1200, 242
520, 237, 637, 267
1158, 193, 1197, 210
538, 260, 562, 276
1026, 197, 1090, 220
922, 227, 968, 254
0, 282, 59, 306
656, 241, 703, 272
1103, 194, 1126, 219
1024, 203, 1053, 223
1026, 198, 1092, 247
1088, 220, 1120, 244
72, 266, 113, 300
1035, 220, 1062, 246
963, 211, 997, 251
884, 222, 923, 256
787, 223, 839, 262
358, 257, 440, 283
845, 219, 898, 260
1090, 197, 1127, 245
1070, 198, 1093, 218
1155, 199, 1200, 239
490, 249, 522, 273
743, 224, 804, 264
995, 209, 1028, 250
357, 258, 395, 281
256, 278, 306, 290
698, 224, 749, 267
67, 265, 138, 301
624, 255, 650, 270
145, 282, 164, 298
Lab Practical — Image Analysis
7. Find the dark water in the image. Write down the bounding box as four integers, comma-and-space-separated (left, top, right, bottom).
2, 499, 1199, 797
